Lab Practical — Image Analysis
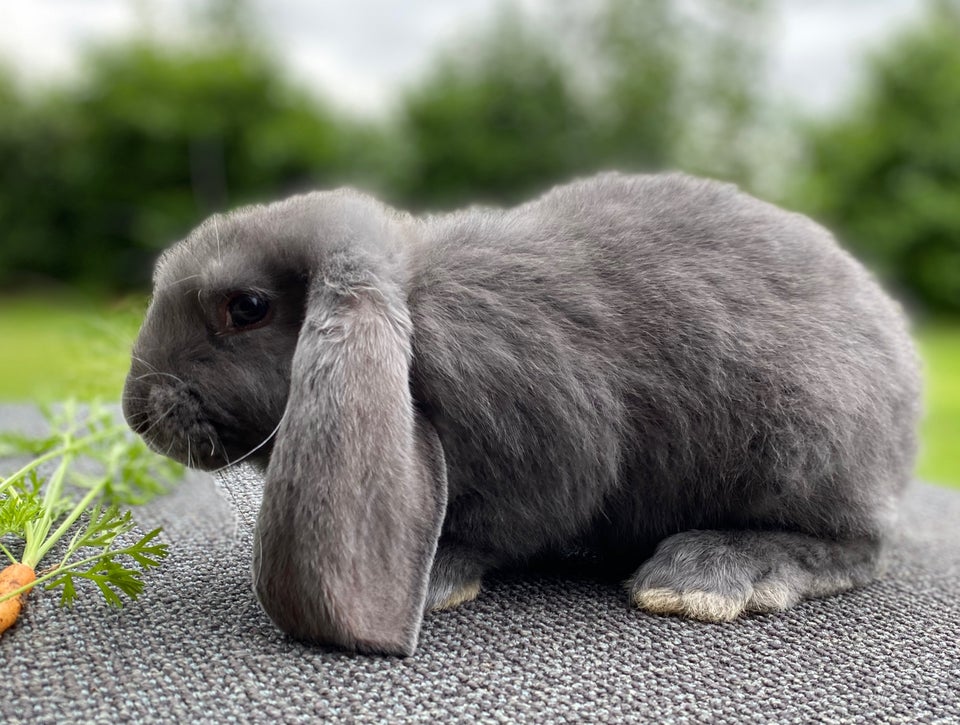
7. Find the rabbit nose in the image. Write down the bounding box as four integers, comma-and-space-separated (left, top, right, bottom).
122, 366, 188, 437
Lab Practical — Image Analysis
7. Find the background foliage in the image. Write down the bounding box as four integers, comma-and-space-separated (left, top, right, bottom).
0, 0, 957, 484
2, 0, 956, 313
0, 0, 771, 290
2, 0, 956, 314
0, 42, 374, 292
792, 0, 960, 315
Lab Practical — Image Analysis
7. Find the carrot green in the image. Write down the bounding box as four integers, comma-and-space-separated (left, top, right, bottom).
0, 401, 181, 626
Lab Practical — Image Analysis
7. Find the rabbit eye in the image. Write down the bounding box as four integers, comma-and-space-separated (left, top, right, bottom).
226, 293, 271, 330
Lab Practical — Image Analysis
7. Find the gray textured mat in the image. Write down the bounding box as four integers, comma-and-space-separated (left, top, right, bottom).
1, 413, 959, 722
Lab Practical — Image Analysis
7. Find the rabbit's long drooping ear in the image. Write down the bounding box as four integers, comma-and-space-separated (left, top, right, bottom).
252, 266, 447, 656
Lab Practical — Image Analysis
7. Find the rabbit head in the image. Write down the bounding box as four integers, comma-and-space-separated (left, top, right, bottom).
123, 191, 447, 655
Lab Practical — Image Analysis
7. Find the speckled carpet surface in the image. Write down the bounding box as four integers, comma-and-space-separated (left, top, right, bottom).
1, 406, 958, 723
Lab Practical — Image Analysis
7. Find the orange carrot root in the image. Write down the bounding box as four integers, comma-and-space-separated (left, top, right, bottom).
0, 563, 37, 635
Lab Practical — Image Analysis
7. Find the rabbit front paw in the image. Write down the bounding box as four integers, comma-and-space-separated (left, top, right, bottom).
424, 544, 487, 612
427, 579, 482, 612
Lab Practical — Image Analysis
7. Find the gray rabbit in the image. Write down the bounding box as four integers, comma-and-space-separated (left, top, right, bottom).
123, 172, 922, 656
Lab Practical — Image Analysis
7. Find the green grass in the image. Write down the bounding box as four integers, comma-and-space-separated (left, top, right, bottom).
916, 325, 960, 489
1, 295, 958, 488
0, 295, 146, 402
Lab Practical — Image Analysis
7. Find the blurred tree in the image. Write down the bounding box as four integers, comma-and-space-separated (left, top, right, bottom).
560, 0, 681, 172
0, 0, 771, 290
669, 0, 769, 182
794, 0, 960, 315
398, 0, 769, 210
0, 30, 371, 291
396, 6, 595, 209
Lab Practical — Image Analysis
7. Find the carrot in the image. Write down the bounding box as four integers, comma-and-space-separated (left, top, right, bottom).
0, 402, 176, 639
0, 563, 37, 635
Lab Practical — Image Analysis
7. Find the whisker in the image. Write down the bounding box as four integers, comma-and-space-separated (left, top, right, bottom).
122, 412, 151, 426
167, 273, 203, 288
140, 402, 180, 439
210, 418, 284, 474
214, 216, 223, 265
132, 355, 158, 373
134, 371, 188, 386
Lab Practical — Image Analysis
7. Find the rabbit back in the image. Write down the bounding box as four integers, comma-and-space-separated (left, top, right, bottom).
406, 173, 921, 564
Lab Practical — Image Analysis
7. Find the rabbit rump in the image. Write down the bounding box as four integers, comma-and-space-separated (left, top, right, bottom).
123, 173, 921, 655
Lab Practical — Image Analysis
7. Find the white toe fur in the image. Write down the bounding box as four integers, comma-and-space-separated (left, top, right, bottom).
634, 587, 746, 622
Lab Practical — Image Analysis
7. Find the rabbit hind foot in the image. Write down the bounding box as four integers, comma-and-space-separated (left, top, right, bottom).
628, 529, 881, 623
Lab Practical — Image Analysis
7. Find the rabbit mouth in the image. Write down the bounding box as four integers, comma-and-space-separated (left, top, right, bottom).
123, 379, 228, 470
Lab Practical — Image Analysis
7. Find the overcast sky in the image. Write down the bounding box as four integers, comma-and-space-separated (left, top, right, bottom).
0, 0, 923, 117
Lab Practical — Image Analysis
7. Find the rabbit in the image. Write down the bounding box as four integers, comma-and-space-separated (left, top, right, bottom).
122, 172, 922, 656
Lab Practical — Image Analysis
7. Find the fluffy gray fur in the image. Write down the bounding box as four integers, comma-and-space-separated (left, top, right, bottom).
122, 172, 922, 656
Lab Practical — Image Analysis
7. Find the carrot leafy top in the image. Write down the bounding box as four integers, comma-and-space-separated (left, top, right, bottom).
0, 401, 181, 610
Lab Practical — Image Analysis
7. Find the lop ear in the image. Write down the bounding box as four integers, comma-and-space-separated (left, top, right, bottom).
252, 270, 447, 656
